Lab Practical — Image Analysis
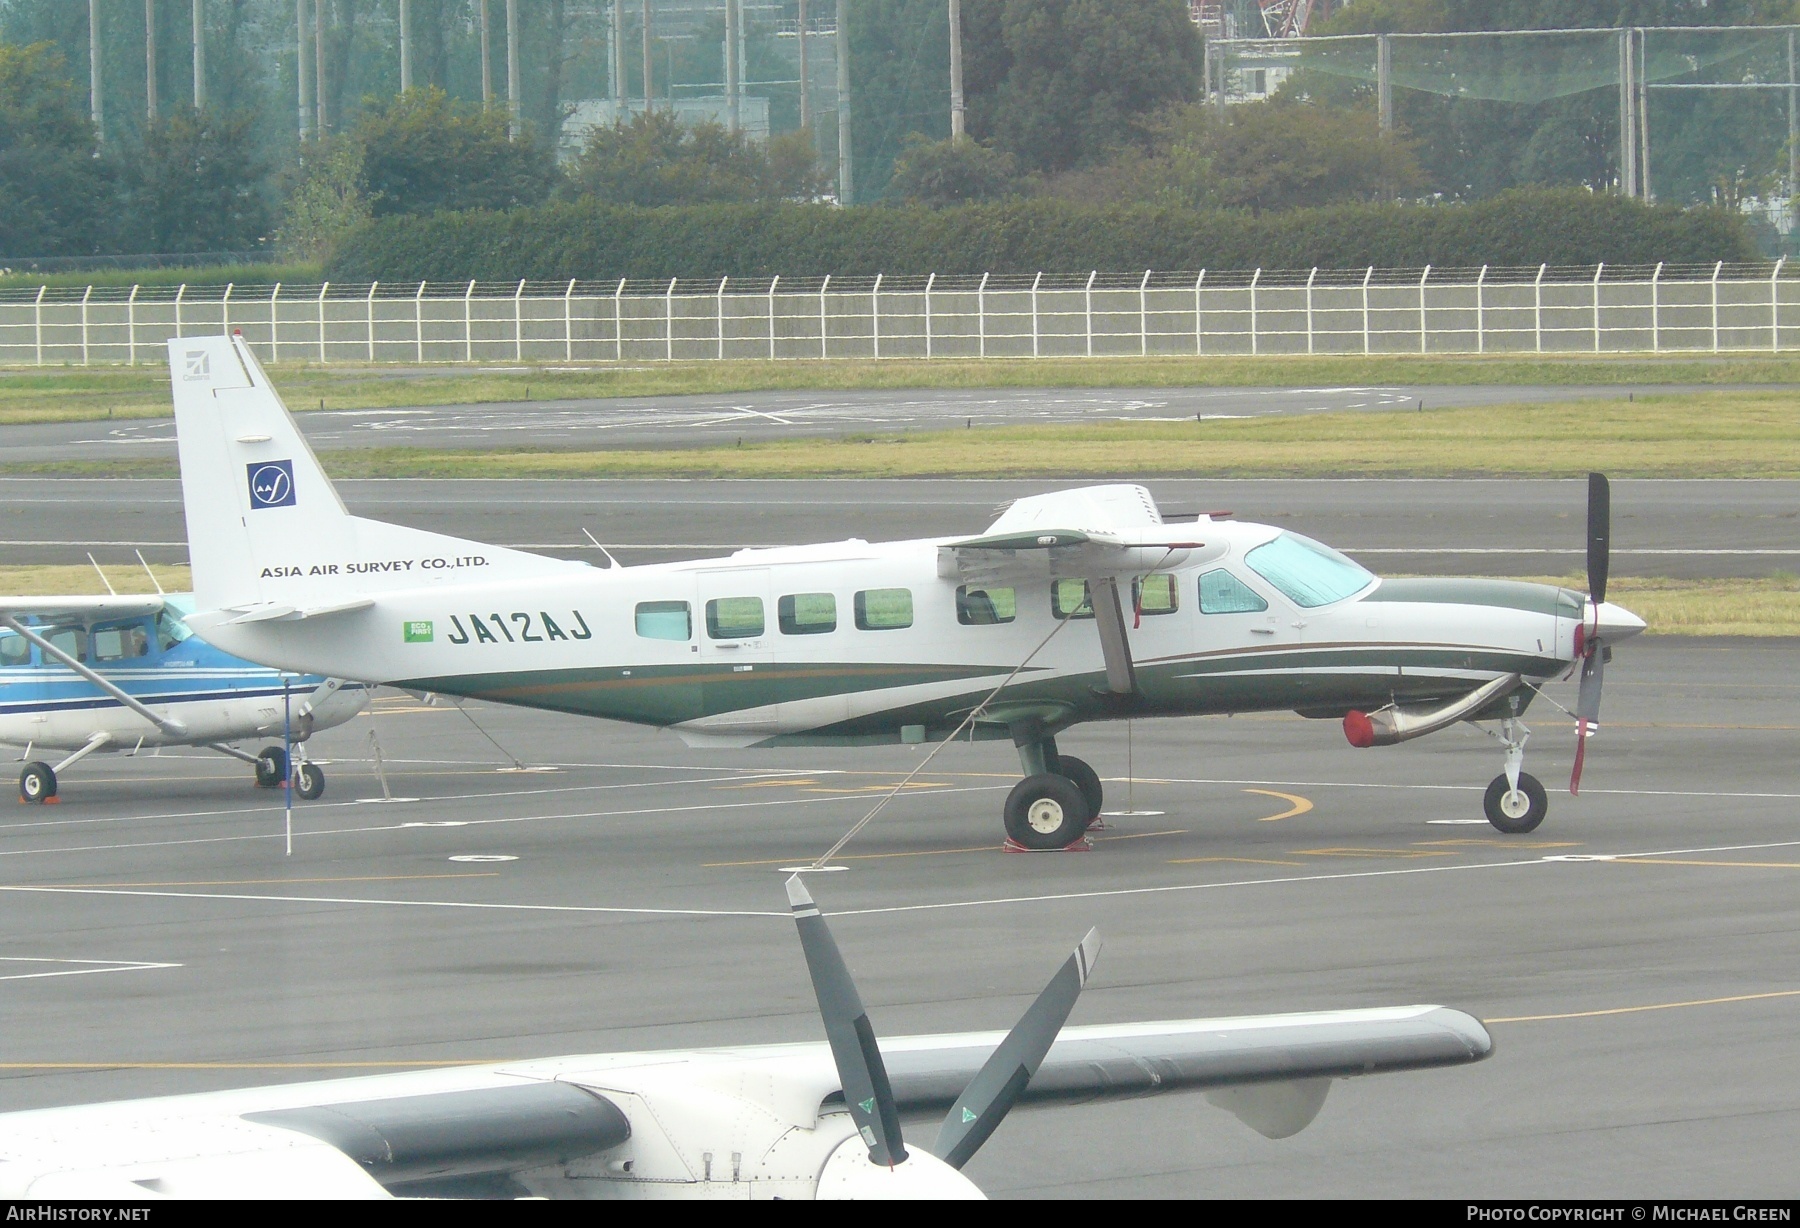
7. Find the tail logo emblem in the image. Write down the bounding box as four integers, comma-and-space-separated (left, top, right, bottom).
247, 461, 296, 509
182, 350, 210, 380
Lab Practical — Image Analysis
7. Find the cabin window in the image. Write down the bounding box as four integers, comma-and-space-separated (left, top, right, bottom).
92, 622, 151, 663
1244, 532, 1374, 608
956, 586, 1015, 625
1132, 574, 1179, 615
706, 596, 766, 639
854, 588, 913, 630
155, 608, 192, 651
1051, 579, 1094, 620
1199, 569, 1269, 614
45, 626, 86, 663
0, 634, 28, 667
635, 600, 692, 641
779, 593, 837, 635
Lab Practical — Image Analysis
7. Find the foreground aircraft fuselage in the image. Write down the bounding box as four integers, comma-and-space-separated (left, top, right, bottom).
170, 334, 1644, 844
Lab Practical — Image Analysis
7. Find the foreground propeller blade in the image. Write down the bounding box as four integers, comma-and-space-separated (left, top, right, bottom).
786, 875, 907, 1167
1571, 650, 1604, 795
933, 928, 1101, 1169
1587, 472, 1611, 607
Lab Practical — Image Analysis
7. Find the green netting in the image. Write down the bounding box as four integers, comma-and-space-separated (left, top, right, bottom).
1221, 26, 1800, 104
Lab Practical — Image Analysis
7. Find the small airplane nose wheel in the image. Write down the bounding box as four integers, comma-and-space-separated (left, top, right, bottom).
18, 762, 56, 804
1004, 774, 1092, 849
292, 761, 327, 801
1484, 772, 1547, 835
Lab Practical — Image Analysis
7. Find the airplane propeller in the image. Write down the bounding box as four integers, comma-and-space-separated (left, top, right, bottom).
785, 875, 1099, 1195
1571, 472, 1610, 795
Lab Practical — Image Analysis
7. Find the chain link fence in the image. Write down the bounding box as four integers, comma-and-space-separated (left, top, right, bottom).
2, 262, 1795, 366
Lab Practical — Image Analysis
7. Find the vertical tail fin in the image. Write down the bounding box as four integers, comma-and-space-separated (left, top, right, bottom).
168, 335, 580, 614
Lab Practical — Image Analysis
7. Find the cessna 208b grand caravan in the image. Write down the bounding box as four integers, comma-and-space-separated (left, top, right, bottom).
0, 592, 368, 803
169, 334, 1644, 846
0, 878, 1492, 1198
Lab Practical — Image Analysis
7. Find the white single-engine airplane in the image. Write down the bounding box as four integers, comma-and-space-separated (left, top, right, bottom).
169, 334, 1643, 845
0, 878, 1493, 1199
0, 592, 370, 803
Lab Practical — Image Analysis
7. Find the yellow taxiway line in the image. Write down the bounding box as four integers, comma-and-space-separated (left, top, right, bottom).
1490, 988, 1800, 1024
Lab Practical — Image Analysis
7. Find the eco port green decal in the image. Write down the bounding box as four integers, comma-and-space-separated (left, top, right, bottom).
403, 620, 434, 643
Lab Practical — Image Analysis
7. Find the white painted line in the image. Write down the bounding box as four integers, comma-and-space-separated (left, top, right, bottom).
0, 958, 181, 982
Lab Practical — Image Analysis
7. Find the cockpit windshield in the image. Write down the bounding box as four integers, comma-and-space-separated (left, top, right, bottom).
1244, 532, 1375, 608
157, 598, 195, 652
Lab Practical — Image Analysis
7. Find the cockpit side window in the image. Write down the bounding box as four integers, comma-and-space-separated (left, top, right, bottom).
156, 608, 193, 652
1199, 569, 1269, 614
92, 621, 151, 663
1243, 532, 1375, 608
0, 633, 28, 667
45, 626, 86, 663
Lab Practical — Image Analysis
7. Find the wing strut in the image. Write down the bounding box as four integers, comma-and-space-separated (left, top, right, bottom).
1088, 577, 1137, 695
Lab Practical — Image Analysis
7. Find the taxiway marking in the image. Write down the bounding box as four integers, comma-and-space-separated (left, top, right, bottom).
0, 958, 181, 982
703, 828, 1186, 868
1245, 788, 1313, 821
1489, 988, 1800, 1025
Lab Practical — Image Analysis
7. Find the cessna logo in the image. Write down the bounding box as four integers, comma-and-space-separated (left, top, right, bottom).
182, 350, 210, 380
247, 460, 296, 509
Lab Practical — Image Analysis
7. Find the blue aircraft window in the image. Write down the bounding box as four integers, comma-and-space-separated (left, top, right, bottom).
1133, 574, 1179, 615
0, 634, 27, 667
1199, 569, 1269, 614
855, 589, 913, 630
1051, 579, 1093, 620
779, 593, 837, 635
635, 600, 691, 641
155, 608, 193, 652
1244, 533, 1374, 608
92, 622, 151, 663
45, 626, 86, 663
706, 596, 765, 640
957, 586, 1015, 625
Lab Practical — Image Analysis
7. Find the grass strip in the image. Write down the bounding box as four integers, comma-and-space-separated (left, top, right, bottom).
4, 566, 1792, 637
5, 352, 1800, 426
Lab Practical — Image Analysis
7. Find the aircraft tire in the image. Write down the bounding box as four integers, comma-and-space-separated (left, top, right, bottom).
18, 762, 56, 804
255, 746, 288, 788
1051, 754, 1104, 820
1004, 774, 1092, 850
293, 762, 326, 801
1484, 772, 1547, 834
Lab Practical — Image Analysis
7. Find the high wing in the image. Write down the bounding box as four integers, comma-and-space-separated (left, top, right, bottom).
938, 485, 1230, 697
0, 1007, 1490, 1199
0, 597, 166, 622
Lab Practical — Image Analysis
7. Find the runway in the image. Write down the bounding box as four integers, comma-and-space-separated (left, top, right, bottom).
2, 382, 1764, 462
1, 637, 1795, 1197
7, 474, 1796, 578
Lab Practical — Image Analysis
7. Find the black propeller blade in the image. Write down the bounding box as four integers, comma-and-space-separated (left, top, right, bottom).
786, 875, 907, 1167
1587, 472, 1610, 607
933, 927, 1101, 1169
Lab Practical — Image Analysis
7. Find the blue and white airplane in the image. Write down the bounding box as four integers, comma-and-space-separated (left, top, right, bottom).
0, 593, 370, 804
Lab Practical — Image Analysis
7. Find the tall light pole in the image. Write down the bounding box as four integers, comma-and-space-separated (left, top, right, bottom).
399, 0, 412, 92
642, 0, 654, 113
480, 0, 492, 105
315, 0, 327, 133
948, 0, 963, 140
146, 0, 159, 121
296, 0, 311, 139
89, 0, 104, 142
798, 0, 809, 130
725, 0, 738, 133
506, 0, 520, 135
611, 0, 624, 111
836, 0, 851, 203
192, 0, 205, 110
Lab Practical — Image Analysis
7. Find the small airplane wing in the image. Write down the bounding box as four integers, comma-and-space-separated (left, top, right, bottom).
0, 596, 166, 622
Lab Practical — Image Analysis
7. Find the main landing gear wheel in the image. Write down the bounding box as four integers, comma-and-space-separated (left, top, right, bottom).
1052, 755, 1104, 822
1484, 772, 1547, 835
18, 762, 56, 804
293, 761, 326, 801
1003, 773, 1093, 850
255, 746, 288, 788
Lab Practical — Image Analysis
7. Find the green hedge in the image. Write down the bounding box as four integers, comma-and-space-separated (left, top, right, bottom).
328, 190, 1756, 282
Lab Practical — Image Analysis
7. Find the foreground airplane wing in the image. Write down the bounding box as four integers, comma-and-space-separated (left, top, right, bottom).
0, 880, 1490, 1199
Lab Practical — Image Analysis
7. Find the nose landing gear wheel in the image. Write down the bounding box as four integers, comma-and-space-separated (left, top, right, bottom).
1003, 773, 1093, 849
292, 761, 326, 801
1484, 772, 1547, 834
1050, 754, 1104, 822
19, 762, 56, 804
255, 746, 288, 788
